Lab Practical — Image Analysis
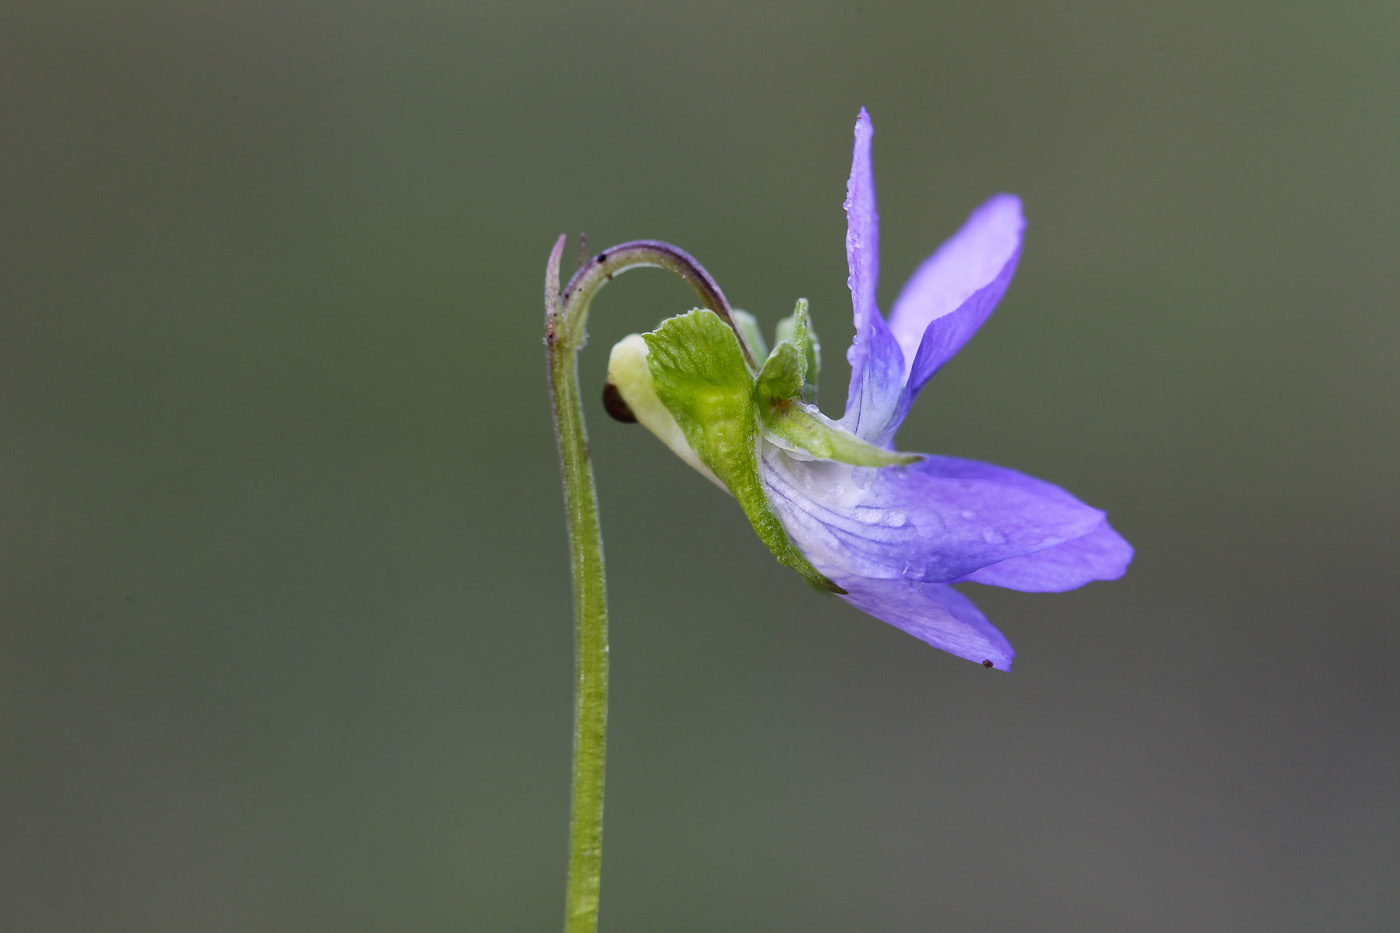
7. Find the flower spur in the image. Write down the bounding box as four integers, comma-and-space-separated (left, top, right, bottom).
604, 109, 1132, 670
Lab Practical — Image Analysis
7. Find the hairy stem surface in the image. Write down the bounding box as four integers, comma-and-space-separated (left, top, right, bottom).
546, 237, 735, 933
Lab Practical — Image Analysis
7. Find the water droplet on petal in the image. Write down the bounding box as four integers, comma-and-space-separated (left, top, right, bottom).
961, 509, 977, 520
884, 508, 907, 527
982, 527, 1006, 545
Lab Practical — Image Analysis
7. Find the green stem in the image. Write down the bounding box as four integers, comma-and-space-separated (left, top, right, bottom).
545, 236, 736, 933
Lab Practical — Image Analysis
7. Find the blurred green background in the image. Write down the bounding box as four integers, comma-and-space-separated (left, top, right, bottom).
4, 3, 1397, 930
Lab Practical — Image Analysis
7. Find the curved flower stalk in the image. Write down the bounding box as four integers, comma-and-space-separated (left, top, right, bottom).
606, 109, 1132, 670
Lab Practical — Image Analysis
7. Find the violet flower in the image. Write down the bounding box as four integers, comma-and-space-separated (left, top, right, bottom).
606, 109, 1131, 670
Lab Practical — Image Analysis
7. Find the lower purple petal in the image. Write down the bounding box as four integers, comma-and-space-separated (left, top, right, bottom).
838, 579, 1014, 670
956, 519, 1134, 592
761, 448, 1107, 586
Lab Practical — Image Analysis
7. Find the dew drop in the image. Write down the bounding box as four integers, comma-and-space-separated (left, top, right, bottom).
982, 527, 1006, 545
884, 508, 907, 527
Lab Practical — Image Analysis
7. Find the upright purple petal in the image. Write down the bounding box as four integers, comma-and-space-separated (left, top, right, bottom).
840, 109, 907, 444
845, 108, 880, 337
839, 578, 1014, 670
956, 518, 1133, 592
889, 194, 1024, 397
760, 446, 1107, 587
841, 318, 906, 445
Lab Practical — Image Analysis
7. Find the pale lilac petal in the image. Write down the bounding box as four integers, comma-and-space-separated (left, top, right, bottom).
840, 109, 907, 444
840, 317, 906, 445
760, 446, 1106, 587
957, 519, 1133, 592
838, 578, 1014, 670
889, 195, 1024, 395
845, 108, 880, 341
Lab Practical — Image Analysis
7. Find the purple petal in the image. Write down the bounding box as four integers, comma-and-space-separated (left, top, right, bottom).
839, 578, 1014, 670
841, 317, 907, 445
957, 518, 1133, 592
839, 109, 908, 445
760, 447, 1107, 587
845, 108, 880, 339
889, 194, 1024, 396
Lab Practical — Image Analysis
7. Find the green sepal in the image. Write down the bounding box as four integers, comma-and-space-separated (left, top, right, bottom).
772, 299, 820, 402
755, 340, 805, 404
760, 399, 923, 467
643, 309, 843, 593
755, 300, 919, 468
730, 309, 768, 365
606, 334, 724, 489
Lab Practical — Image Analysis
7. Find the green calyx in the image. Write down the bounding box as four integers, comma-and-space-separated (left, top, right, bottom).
767, 298, 821, 403
729, 309, 769, 363
639, 309, 840, 593
608, 302, 923, 595
757, 300, 920, 469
